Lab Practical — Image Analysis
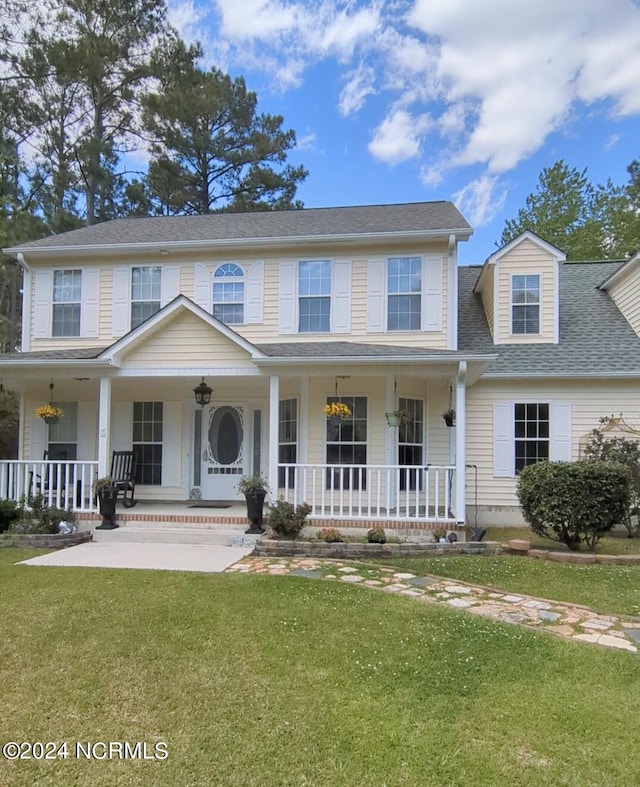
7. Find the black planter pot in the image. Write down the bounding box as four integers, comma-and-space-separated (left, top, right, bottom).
443, 415, 455, 428
244, 490, 266, 534
95, 489, 119, 530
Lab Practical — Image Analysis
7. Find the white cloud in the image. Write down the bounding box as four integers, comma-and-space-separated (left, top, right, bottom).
369, 109, 432, 165
339, 63, 376, 116
295, 131, 317, 150
453, 175, 507, 227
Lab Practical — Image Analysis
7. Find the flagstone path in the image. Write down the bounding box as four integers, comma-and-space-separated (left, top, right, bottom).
226, 556, 640, 653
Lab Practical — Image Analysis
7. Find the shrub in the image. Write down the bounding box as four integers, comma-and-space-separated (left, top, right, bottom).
517, 460, 630, 551
583, 429, 640, 537
11, 494, 77, 535
367, 527, 386, 544
316, 527, 345, 543
266, 499, 311, 539
0, 499, 21, 533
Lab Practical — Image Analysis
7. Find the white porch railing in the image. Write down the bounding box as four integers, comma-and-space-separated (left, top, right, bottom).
0, 460, 99, 512
277, 464, 459, 522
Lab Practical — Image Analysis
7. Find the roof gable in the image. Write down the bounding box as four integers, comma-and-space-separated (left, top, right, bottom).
102, 295, 263, 366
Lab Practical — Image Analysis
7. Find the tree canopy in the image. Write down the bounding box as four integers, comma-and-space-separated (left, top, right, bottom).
500, 160, 640, 260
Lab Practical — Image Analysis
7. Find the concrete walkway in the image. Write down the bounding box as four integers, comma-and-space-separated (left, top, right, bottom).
19, 541, 254, 573
226, 556, 640, 653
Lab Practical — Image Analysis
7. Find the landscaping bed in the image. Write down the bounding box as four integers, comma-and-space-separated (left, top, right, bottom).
0, 530, 91, 549
254, 537, 501, 558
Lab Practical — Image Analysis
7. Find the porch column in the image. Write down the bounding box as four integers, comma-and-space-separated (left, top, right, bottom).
268, 375, 279, 499
97, 376, 112, 477
455, 362, 467, 524
298, 377, 309, 504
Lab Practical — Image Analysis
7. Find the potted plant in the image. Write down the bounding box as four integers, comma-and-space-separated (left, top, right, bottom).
385, 409, 409, 427
442, 408, 456, 427
238, 476, 270, 534
323, 401, 352, 427
35, 404, 64, 425
93, 476, 119, 530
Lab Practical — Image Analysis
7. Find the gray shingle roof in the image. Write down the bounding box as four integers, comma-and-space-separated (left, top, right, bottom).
8, 201, 470, 251
458, 261, 640, 375
0, 347, 107, 360
255, 342, 471, 358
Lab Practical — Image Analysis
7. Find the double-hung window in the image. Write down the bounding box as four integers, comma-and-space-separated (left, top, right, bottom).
278, 399, 297, 488
512, 274, 540, 334
52, 270, 82, 336
131, 266, 161, 329
326, 396, 367, 489
133, 402, 163, 485
213, 264, 244, 324
48, 401, 78, 460
514, 403, 549, 473
388, 256, 421, 331
299, 260, 331, 332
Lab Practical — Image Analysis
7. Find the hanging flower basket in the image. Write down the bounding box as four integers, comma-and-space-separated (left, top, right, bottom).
385, 410, 409, 428
35, 405, 64, 424
442, 408, 456, 427
324, 402, 352, 420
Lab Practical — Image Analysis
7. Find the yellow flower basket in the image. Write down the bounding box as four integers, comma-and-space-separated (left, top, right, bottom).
324, 402, 352, 419
35, 405, 64, 421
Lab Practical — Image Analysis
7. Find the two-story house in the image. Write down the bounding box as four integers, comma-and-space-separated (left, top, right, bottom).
1, 202, 640, 530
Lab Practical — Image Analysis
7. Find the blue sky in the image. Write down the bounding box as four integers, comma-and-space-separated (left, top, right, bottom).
172, 0, 640, 265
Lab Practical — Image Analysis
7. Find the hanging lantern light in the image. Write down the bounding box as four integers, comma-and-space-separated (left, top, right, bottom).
193, 377, 212, 407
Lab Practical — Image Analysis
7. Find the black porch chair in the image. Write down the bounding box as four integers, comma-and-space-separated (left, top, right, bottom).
110, 450, 138, 508
30, 449, 68, 495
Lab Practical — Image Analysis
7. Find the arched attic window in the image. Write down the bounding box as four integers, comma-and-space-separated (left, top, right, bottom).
213, 263, 244, 324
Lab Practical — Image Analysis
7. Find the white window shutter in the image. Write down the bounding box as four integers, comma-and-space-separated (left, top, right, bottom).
493, 402, 514, 477
331, 258, 351, 333
33, 270, 52, 339
77, 400, 97, 460
30, 415, 47, 460
423, 255, 443, 331
194, 263, 210, 312
550, 402, 572, 461
112, 266, 130, 337
81, 268, 100, 338
278, 262, 297, 333
111, 401, 132, 452
162, 401, 182, 487
367, 258, 385, 332
246, 260, 264, 323
161, 266, 180, 305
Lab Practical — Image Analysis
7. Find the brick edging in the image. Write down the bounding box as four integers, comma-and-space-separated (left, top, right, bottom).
0, 531, 92, 549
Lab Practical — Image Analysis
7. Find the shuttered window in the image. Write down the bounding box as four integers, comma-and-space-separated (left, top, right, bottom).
52, 270, 81, 336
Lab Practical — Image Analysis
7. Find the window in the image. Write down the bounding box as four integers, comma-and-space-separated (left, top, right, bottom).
515, 403, 549, 473
213, 263, 244, 324
48, 401, 78, 460
52, 270, 81, 336
388, 256, 421, 331
326, 396, 367, 489
299, 260, 330, 332
512, 274, 540, 334
133, 402, 163, 485
131, 266, 161, 329
278, 399, 297, 488
398, 398, 423, 490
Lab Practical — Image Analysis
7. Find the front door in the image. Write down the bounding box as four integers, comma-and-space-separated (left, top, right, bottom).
201, 403, 247, 500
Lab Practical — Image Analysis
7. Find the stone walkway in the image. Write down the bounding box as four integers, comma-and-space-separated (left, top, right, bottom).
226, 556, 640, 653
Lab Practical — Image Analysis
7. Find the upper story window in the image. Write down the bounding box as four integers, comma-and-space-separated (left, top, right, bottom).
387, 256, 421, 331
511, 274, 540, 334
131, 266, 161, 329
299, 260, 331, 332
213, 264, 244, 325
52, 270, 82, 336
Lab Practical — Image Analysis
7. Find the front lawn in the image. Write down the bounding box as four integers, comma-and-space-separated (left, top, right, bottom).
485, 525, 640, 555
1, 549, 640, 786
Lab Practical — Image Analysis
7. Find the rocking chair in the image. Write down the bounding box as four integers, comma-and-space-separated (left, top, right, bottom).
110, 450, 138, 508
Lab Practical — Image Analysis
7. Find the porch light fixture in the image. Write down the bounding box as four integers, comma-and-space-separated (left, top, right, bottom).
193, 377, 212, 407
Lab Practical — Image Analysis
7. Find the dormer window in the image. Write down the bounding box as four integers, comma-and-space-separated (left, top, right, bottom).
511, 274, 539, 335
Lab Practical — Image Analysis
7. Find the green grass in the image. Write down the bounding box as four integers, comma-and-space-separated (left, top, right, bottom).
366, 554, 640, 617
485, 525, 640, 555
2, 549, 640, 786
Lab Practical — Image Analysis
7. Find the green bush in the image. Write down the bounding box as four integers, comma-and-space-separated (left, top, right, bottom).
316, 527, 345, 543
517, 460, 630, 551
367, 527, 386, 544
266, 499, 311, 539
584, 428, 640, 537
0, 499, 21, 533
11, 494, 77, 535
